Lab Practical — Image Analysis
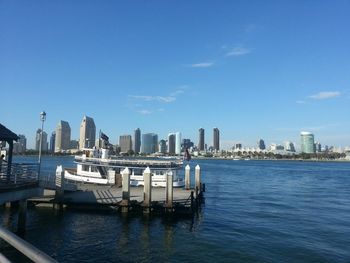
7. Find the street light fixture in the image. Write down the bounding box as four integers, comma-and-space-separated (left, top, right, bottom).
38, 111, 46, 178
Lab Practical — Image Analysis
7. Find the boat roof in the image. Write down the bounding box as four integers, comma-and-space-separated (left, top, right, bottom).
74, 156, 182, 169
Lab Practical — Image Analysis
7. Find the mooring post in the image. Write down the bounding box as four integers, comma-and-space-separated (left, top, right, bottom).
54, 165, 64, 210
190, 191, 194, 212
165, 170, 173, 212
17, 200, 27, 234
195, 164, 201, 198
143, 167, 152, 214
121, 167, 130, 213
185, 164, 190, 190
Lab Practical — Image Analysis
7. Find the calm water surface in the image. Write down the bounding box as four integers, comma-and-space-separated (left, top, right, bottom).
1, 156, 350, 262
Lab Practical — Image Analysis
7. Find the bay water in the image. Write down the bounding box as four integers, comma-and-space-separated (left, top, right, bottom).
1, 156, 350, 262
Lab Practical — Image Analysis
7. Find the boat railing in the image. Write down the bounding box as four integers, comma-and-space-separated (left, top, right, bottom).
74, 156, 182, 167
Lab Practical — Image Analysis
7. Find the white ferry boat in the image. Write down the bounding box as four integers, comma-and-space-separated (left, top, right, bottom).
62, 148, 185, 187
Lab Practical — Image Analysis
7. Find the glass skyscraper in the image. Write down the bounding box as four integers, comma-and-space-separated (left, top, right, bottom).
300, 132, 315, 153
141, 133, 158, 154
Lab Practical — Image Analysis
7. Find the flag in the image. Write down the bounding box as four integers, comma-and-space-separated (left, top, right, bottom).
100, 132, 109, 142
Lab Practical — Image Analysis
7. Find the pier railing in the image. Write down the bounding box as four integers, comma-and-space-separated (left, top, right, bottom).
0, 163, 39, 190
0, 226, 58, 263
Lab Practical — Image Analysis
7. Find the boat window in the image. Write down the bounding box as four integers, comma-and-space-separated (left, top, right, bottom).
91, 166, 98, 172
133, 169, 143, 175
82, 165, 89, 172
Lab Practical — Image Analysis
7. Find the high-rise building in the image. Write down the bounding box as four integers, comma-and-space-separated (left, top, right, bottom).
35, 129, 48, 152
17, 134, 27, 153
198, 128, 205, 151
79, 115, 96, 149
119, 135, 132, 153
159, 139, 167, 154
168, 133, 176, 154
175, 132, 181, 155
285, 141, 296, 152
182, 139, 194, 150
235, 143, 242, 150
258, 139, 266, 150
55, 121, 71, 152
315, 141, 322, 153
141, 133, 158, 154
213, 128, 220, 151
50, 132, 56, 153
134, 128, 141, 153
300, 131, 315, 153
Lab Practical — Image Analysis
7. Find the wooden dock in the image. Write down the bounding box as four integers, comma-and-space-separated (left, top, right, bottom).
29, 186, 204, 215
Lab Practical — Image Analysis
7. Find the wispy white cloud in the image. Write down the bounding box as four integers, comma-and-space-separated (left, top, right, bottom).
137, 109, 152, 115
226, 47, 251, 56
309, 91, 341, 100
129, 95, 176, 103
190, 62, 214, 68
296, 100, 306, 104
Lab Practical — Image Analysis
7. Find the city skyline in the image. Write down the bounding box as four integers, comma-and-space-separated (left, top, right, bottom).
1, 1, 350, 149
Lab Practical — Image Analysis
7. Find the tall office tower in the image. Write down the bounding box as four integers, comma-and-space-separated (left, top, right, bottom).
285, 141, 296, 152
55, 121, 71, 152
258, 139, 266, 150
141, 133, 158, 154
300, 131, 315, 153
198, 128, 205, 151
168, 133, 176, 154
213, 128, 220, 151
159, 139, 167, 154
17, 134, 27, 153
79, 115, 96, 149
134, 128, 141, 153
119, 135, 132, 153
50, 132, 56, 153
175, 132, 181, 155
35, 129, 48, 152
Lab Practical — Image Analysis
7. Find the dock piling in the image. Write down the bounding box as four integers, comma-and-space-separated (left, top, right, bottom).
121, 168, 130, 213
143, 167, 152, 214
54, 165, 64, 210
17, 200, 27, 234
165, 170, 173, 212
195, 165, 201, 198
185, 164, 190, 190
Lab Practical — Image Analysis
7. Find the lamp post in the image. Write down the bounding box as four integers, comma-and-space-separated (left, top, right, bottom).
38, 111, 46, 178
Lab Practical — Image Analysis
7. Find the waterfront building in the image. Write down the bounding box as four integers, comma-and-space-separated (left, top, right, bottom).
168, 133, 176, 154
50, 132, 56, 153
182, 139, 194, 151
70, 140, 79, 149
35, 129, 48, 152
55, 121, 71, 152
213, 128, 220, 151
258, 139, 266, 150
235, 143, 242, 150
17, 134, 27, 154
285, 141, 296, 152
79, 115, 96, 149
175, 132, 181, 155
270, 144, 284, 151
119, 135, 132, 153
141, 133, 158, 154
300, 131, 315, 153
159, 139, 167, 154
134, 128, 141, 153
198, 128, 205, 151
315, 142, 322, 153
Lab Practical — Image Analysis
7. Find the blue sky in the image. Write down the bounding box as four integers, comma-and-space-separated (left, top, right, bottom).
1, 1, 350, 149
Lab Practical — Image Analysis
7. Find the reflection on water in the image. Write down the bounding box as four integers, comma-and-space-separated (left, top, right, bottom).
1, 157, 350, 262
